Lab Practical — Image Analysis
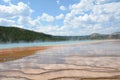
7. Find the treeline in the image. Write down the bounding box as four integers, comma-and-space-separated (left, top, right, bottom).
0, 26, 65, 43
0, 26, 120, 43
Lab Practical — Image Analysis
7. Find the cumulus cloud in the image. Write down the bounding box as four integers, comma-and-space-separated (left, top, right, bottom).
3, 0, 10, 3
0, 1, 54, 32
60, 5, 66, 11
56, 14, 64, 20
61, 0, 120, 35
0, 0, 120, 36
96, 0, 120, 4
18, 16, 34, 26
38, 13, 54, 22
0, 2, 33, 18
0, 1, 34, 28
0, 18, 15, 26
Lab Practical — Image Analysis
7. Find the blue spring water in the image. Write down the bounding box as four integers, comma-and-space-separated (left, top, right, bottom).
0, 40, 92, 49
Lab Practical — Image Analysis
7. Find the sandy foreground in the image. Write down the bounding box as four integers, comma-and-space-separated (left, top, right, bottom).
0, 40, 120, 80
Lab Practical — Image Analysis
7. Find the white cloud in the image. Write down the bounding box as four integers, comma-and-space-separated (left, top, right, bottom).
3, 0, 10, 3
0, 2, 33, 18
38, 13, 54, 22
17, 16, 34, 26
0, 1, 34, 29
0, 18, 14, 24
17, 13, 55, 31
70, 0, 94, 15
36, 25, 75, 36
0, 0, 120, 36
61, 0, 120, 35
60, 5, 66, 11
96, 0, 120, 4
0, 18, 15, 26
12, 24, 23, 28
56, 0, 60, 4
37, 25, 59, 34
56, 14, 64, 20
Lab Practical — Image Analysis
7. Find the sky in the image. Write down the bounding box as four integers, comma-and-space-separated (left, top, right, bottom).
0, 0, 120, 36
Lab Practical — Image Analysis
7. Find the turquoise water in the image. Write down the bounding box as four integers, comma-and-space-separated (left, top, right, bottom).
0, 40, 92, 49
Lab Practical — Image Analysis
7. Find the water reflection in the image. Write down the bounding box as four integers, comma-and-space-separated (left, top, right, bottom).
0, 41, 120, 70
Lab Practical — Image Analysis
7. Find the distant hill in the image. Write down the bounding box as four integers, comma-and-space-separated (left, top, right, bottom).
58, 32, 120, 40
57, 32, 120, 40
0, 26, 120, 43
89, 32, 120, 39
108, 32, 120, 39
0, 26, 65, 43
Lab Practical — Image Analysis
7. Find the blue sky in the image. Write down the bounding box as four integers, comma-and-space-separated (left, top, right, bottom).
0, 0, 120, 36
